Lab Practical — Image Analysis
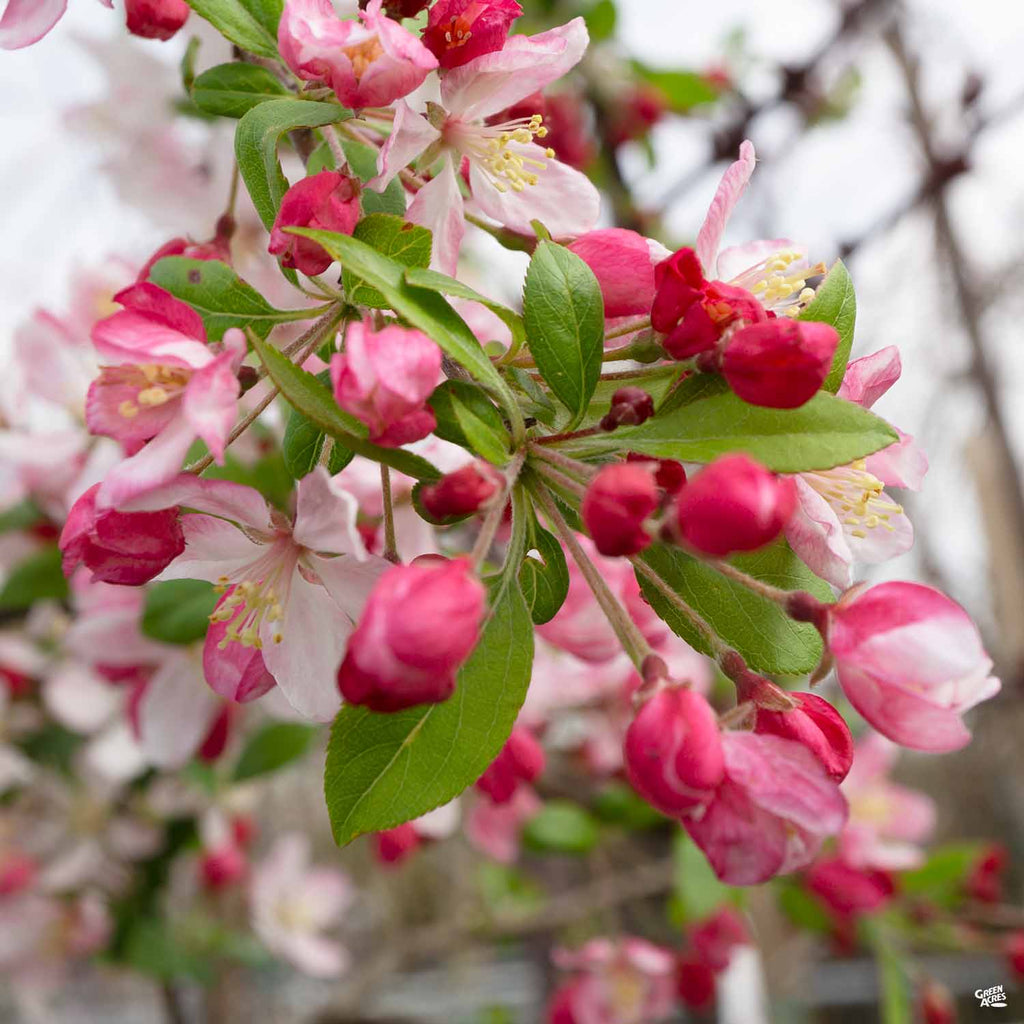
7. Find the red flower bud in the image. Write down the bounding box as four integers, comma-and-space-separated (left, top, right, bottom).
0, 852, 36, 897
675, 955, 716, 1010
268, 171, 361, 277
581, 463, 660, 557
805, 857, 895, 920
125, 0, 190, 39
200, 844, 247, 889
689, 907, 750, 972
60, 483, 184, 586
476, 727, 546, 803
600, 387, 656, 431
628, 453, 687, 495
373, 823, 421, 867
420, 462, 503, 520
719, 319, 838, 409
197, 705, 234, 763
624, 688, 725, 816
672, 454, 796, 557
965, 844, 1007, 904
338, 558, 487, 712
423, 0, 523, 69
1005, 931, 1024, 981
138, 235, 230, 282
367, 0, 432, 16
663, 281, 766, 360
755, 692, 854, 782
651, 248, 706, 333
918, 981, 957, 1024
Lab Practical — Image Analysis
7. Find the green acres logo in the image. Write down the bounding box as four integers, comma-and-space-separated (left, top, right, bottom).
976, 984, 1007, 1008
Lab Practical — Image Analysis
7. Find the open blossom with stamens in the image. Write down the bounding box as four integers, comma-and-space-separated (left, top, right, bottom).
369, 19, 600, 273
786, 347, 923, 587
117, 470, 388, 721
86, 284, 245, 509
278, 0, 437, 110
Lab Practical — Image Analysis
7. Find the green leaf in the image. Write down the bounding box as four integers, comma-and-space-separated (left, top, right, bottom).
235, 99, 352, 229
429, 380, 511, 465
564, 390, 898, 473
776, 880, 833, 933
282, 369, 355, 479
141, 580, 218, 645
183, 0, 281, 59
865, 919, 913, 1024
592, 781, 666, 829
292, 228, 512, 401
519, 523, 568, 625
192, 62, 289, 118
233, 722, 317, 781
180, 35, 201, 92
672, 829, 738, 922
407, 267, 527, 356
149, 257, 314, 340
202, 449, 295, 511
0, 500, 42, 534
522, 241, 604, 427
342, 214, 432, 309
636, 541, 831, 676
337, 136, 407, 216
324, 577, 534, 845
251, 332, 442, 480
799, 260, 856, 393
631, 63, 719, 111
0, 546, 68, 610
900, 842, 985, 909
583, 0, 617, 41
522, 801, 599, 855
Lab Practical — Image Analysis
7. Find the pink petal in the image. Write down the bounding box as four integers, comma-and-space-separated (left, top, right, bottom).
0, 0, 66, 49
369, 99, 440, 192
842, 491, 914, 565
695, 140, 756, 275
865, 431, 929, 491
308, 552, 389, 623
137, 654, 221, 769
468, 146, 600, 239
838, 346, 902, 409
277, 931, 350, 978
441, 18, 589, 122
785, 477, 853, 589
407, 160, 466, 275
116, 474, 273, 530
159, 514, 264, 584
567, 229, 660, 318
91, 310, 212, 369
292, 468, 367, 557
42, 665, 121, 734
182, 332, 244, 462
716, 238, 801, 283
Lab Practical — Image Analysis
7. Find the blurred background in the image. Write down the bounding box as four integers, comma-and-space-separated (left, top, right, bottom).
1, 0, 1022, 1020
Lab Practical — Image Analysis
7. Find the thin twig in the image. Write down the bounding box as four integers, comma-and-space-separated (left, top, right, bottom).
380, 465, 399, 564
469, 449, 526, 568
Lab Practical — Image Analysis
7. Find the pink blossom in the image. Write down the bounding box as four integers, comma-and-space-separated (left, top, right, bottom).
120, 470, 388, 721
476, 727, 545, 803
568, 229, 670, 319
250, 834, 352, 978
330, 320, 441, 447
278, 0, 437, 110
87, 284, 245, 509
551, 937, 677, 1024
684, 732, 848, 885
0, 0, 112, 50
754, 691, 854, 783
826, 581, 1000, 752
423, 0, 523, 69
369, 20, 599, 273
465, 786, 541, 863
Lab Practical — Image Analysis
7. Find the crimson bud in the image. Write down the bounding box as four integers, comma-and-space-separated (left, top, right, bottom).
419, 462, 503, 521
476, 727, 546, 804
125, 0, 190, 39
755, 692, 854, 783
581, 463, 659, 557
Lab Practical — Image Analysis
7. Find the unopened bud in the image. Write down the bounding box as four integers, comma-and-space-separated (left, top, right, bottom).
755, 691, 854, 782
125, 0, 190, 40
420, 462, 503, 520
581, 463, 659, 557
476, 728, 545, 803
600, 387, 655, 431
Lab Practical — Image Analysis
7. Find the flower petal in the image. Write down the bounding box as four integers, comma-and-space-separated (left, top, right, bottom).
695, 140, 756, 275
865, 431, 929, 491
785, 477, 853, 589
181, 330, 244, 462
116, 474, 273, 530
838, 346, 902, 408
0, 0, 66, 49
407, 159, 466, 275
292, 467, 367, 557
137, 654, 221, 769
369, 99, 440, 191
159, 514, 264, 584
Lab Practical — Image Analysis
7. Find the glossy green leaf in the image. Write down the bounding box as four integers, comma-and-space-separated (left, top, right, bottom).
149, 257, 316, 340
192, 62, 289, 118
324, 577, 534, 845
251, 331, 442, 480
636, 541, 831, 676
0, 546, 68, 610
235, 99, 352, 229
564, 389, 898, 473
900, 842, 984, 909
523, 801, 600, 855
522, 241, 604, 427
141, 580, 218, 645
429, 380, 511, 465
799, 260, 856, 393
233, 722, 317, 781
407, 267, 526, 355
631, 63, 719, 111
519, 522, 568, 625
342, 213, 432, 309
776, 880, 832, 933
282, 368, 355, 479
183, 0, 281, 59
292, 228, 509, 399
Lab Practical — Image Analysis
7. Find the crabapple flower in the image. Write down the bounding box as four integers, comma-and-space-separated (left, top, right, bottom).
419, 461, 503, 520
754, 691, 854, 782
624, 687, 724, 817
124, 0, 189, 40
369, 19, 599, 273
337, 557, 486, 711
786, 347, 921, 587
839, 734, 937, 870
120, 470, 387, 721
330, 320, 441, 447
0, 0, 111, 50
568, 229, 671, 319
581, 462, 659, 557
87, 284, 245, 509
268, 171, 361, 277
550, 937, 677, 1024
466, 785, 541, 863
423, 0, 523, 69
278, 0, 437, 110
60, 482, 184, 586
672, 454, 796, 557
826, 582, 1000, 752
804, 857, 895, 923
250, 834, 352, 978
684, 732, 848, 885
476, 727, 545, 803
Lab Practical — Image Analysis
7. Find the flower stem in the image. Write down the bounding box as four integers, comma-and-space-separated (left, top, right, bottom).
533, 426, 602, 447
380, 465, 399, 564
532, 482, 653, 671
323, 123, 349, 171
604, 316, 651, 340
531, 460, 587, 500
469, 449, 526, 569
528, 445, 596, 481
